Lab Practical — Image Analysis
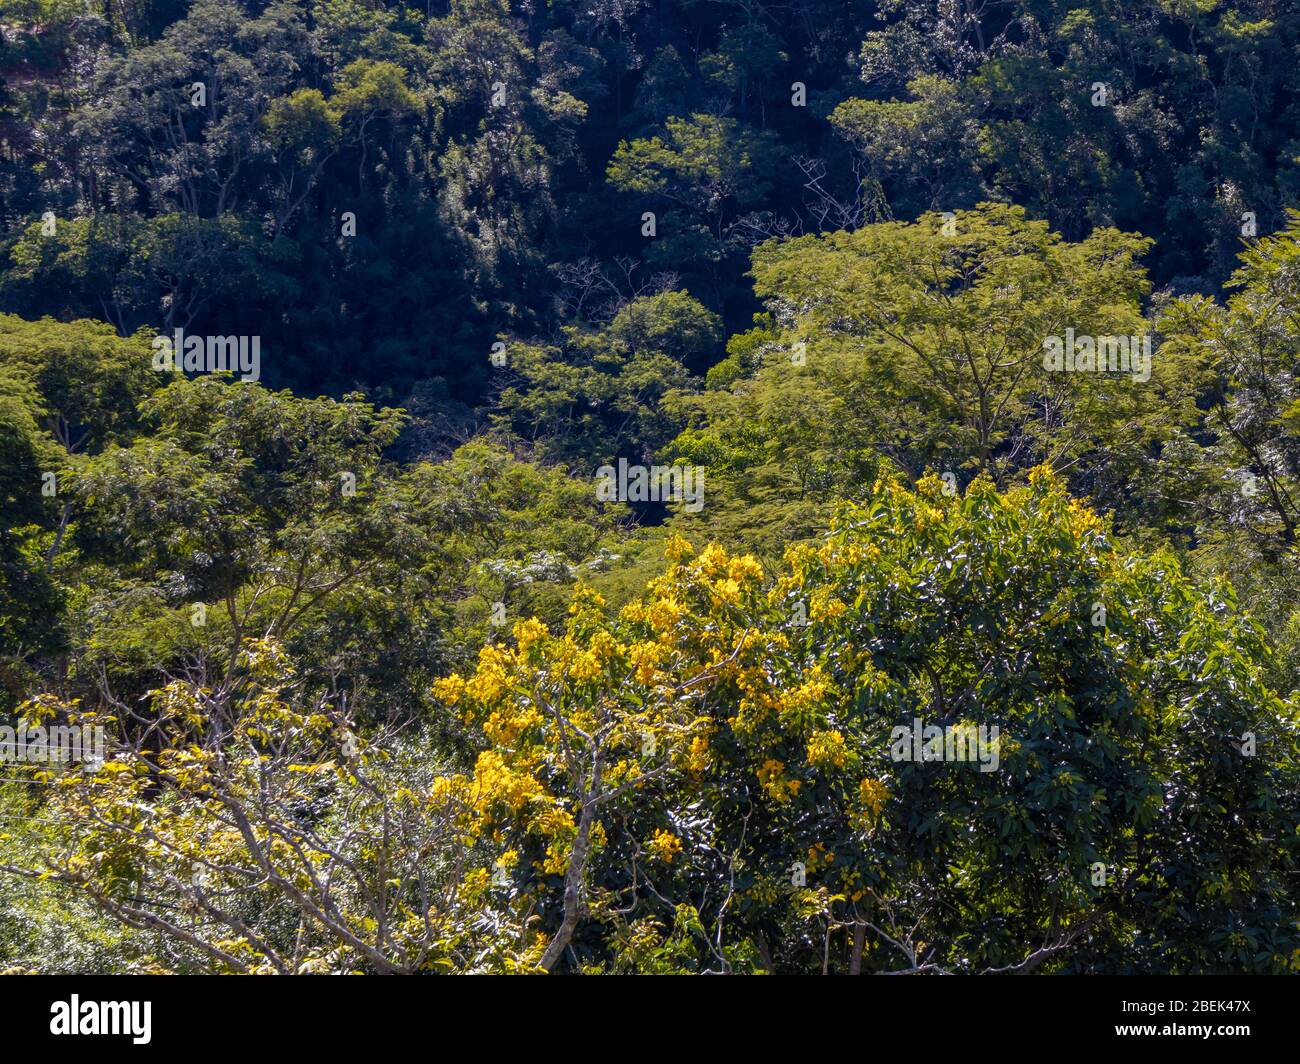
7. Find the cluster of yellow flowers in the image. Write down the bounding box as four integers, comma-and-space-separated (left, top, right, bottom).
533, 804, 606, 877
643, 540, 767, 634
605, 756, 645, 791
663, 534, 696, 564
858, 777, 890, 821
806, 729, 850, 770
647, 829, 683, 863
692, 542, 731, 578
1064, 494, 1106, 538
470, 750, 548, 818
481, 704, 543, 748
643, 594, 685, 638
756, 759, 802, 803
778, 666, 834, 734
627, 641, 667, 684
709, 576, 743, 606
567, 646, 604, 682
465, 645, 514, 703
684, 733, 711, 776
809, 589, 847, 621
431, 672, 467, 705
513, 617, 550, 655
566, 584, 608, 624
732, 665, 780, 735
805, 841, 834, 873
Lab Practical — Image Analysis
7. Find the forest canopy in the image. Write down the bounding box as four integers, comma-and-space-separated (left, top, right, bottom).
1, 0, 1299, 975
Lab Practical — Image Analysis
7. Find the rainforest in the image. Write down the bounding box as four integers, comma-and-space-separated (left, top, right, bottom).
0, 0, 1299, 979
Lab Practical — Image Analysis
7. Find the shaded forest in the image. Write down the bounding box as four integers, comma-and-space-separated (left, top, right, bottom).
1, 0, 1299, 974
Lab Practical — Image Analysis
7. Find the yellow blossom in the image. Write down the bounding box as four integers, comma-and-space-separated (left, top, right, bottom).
645, 595, 684, 636
756, 759, 801, 803
806, 729, 850, 770
482, 704, 543, 747
727, 554, 764, 584
685, 734, 711, 776
569, 649, 603, 682
628, 641, 665, 684
431, 674, 466, 705
472, 750, 546, 816
696, 543, 729, 577
648, 829, 682, 863
711, 577, 741, 605
810, 589, 846, 621
513, 617, 549, 655
465, 662, 509, 704
806, 841, 834, 872
858, 777, 889, 819
664, 535, 695, 563
567, 585, 607, 622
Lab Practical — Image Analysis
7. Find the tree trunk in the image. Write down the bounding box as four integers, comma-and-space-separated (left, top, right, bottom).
850, 921, 866, 974
539, 798, 596, 972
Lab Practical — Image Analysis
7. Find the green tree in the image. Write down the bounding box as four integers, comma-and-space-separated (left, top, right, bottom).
24, 471, 1295, 973
493, 292, 712, 466
671, 205, 1167, 521
608, 114, 780, 263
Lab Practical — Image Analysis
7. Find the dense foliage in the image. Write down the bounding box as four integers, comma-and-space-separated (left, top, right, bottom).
2, 0, 1300, 974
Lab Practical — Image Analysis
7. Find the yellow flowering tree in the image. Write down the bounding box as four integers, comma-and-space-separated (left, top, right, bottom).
430, 562, 768, 971
11, 471, 1298, 973
433, 468, 1300, 973
3, 641, 529, 973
